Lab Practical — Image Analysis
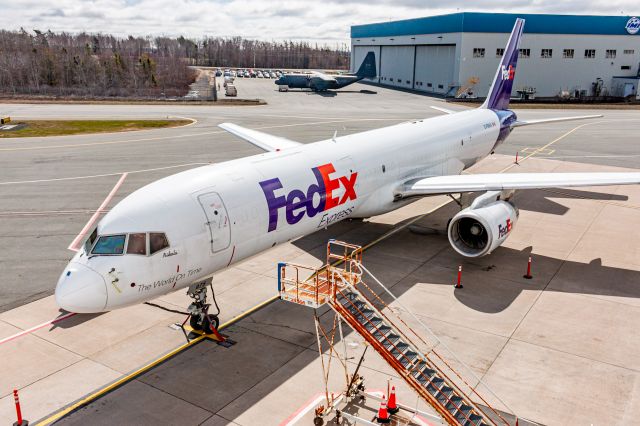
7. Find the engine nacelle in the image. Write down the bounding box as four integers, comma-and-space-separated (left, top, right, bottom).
447, 200, 518, 257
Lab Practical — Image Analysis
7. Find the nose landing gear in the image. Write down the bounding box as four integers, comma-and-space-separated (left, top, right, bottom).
181, 278, 225, 343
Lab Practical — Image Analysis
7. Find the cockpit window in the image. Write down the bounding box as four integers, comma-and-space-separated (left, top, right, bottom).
92, 235, 126, 255
149, 233, 169, 254
84, 228, 98, 252
127, 233, 147, 255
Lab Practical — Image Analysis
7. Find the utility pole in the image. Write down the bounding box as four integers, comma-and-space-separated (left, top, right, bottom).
253, 50, 256, 69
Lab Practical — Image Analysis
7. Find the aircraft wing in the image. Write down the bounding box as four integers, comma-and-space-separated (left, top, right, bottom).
396, 172, 640, 198
219, 123, 302, 152
311, 71, 337, 83
511, 114, 602, 127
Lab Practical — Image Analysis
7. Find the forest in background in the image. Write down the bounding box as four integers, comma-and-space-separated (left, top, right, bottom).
0, 29, 350, 98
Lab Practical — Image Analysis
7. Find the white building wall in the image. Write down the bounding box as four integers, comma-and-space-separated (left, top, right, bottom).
352, 32, 640, 98
459, 33, 640, 98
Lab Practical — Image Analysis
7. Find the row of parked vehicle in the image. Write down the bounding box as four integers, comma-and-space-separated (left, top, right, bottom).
215, 68, 283, 79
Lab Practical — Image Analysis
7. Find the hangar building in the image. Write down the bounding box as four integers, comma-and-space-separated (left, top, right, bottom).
350, 13, 640, 99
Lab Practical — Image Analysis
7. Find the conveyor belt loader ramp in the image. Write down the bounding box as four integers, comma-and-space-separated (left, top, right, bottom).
278, 240, 515, 426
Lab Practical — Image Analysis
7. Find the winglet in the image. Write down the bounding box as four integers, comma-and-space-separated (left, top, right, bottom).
481, 18, 525, 111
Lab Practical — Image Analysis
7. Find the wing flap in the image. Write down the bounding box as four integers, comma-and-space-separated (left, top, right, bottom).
398, 173, 640, 198
219, 123, 302, 152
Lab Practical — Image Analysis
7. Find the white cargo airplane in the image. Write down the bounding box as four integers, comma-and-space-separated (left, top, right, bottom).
56, 19, 640, 333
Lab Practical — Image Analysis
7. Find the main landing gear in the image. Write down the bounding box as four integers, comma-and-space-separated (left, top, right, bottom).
180, 278, 227, 343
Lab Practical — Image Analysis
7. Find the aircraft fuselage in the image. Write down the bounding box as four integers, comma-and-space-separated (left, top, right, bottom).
55, 109, 504, 313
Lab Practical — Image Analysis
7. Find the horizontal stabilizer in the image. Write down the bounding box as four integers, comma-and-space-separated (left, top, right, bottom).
512, 114, 603, 128
397, 172, 640, 198
219, 123, 302, 152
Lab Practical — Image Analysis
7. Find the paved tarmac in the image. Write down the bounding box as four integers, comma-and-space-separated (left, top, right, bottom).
1, 78, 638, 312
0, 79, 639, 425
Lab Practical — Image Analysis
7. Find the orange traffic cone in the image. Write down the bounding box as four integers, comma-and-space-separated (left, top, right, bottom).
376, 395, 390, 424
387, 386, 399, 414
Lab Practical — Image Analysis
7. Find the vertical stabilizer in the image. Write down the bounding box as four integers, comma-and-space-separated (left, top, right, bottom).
481, 18, 525, 110
355, 52, 377, 79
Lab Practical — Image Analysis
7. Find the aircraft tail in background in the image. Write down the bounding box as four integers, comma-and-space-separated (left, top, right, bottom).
355, 52, 377, 79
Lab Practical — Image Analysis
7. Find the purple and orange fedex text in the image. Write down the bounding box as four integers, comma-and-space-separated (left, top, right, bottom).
259, 163, 357, 232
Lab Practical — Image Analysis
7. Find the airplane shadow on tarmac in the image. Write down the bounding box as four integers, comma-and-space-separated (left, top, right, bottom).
291, 188, 638, 315
306, 89, 377, 97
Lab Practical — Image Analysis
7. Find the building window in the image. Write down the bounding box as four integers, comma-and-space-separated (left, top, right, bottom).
427, 83, 432, 87
496, 48, 505, 57
438, 84, 444, 89
621, 65, 631, 70
406, 80, 410, 84
563, 49, 574, 58
606, 49, 617, 58
473, 48, 485, 58
541, 49, 553, 58
624, 49, 635, 55
518, 49, 530, 58
584, 49, 596, 58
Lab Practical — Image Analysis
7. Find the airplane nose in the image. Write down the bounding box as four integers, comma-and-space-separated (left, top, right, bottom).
55, 262, 108, 313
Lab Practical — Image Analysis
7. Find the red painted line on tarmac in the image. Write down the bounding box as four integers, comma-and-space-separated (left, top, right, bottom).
67, 172, 128, 251
279, 392, 325, 426
0, 312, 76, 345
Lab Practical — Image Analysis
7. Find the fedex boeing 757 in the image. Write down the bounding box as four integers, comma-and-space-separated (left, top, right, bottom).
56, 19, 640, 332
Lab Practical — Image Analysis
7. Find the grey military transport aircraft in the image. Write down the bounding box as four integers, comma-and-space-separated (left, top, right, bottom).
275, 52, 376, 92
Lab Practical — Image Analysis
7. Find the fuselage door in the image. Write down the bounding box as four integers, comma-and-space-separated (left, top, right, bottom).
197, 192, 231, 253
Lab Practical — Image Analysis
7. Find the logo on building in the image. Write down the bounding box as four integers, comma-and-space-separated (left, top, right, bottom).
500, 65, 515, 81
626, 17, 640, 35
259, 163, 358, 232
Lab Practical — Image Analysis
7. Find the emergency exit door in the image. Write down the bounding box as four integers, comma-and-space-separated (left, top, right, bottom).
197, 192, 231, 253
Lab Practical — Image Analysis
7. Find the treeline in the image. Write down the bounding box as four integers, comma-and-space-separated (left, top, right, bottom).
183, 36, 350, 70
0, 29, 350, 98
0, 30, 196, 97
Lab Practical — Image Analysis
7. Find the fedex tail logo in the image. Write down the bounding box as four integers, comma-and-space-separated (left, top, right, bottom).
500, 65, 515, 81
259, 163, 357, 232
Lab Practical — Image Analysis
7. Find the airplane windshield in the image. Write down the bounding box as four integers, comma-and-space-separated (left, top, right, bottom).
92, 235, 126, 255
84, 228, 98, 253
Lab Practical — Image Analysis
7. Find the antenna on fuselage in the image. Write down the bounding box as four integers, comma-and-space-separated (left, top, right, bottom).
332, 130, 337, 142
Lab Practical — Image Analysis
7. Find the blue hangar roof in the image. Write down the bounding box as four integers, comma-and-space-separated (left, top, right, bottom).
351, 12, 639, 38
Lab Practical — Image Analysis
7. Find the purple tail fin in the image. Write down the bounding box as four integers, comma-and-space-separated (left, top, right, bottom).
481, 18, 525, 111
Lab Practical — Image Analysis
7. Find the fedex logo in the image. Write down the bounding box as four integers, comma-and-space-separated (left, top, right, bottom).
259, 163, 357, 232
500, 65, 515, 81
498, 218, 513, 238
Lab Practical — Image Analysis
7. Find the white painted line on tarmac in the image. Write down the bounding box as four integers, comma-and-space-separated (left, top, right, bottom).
0, 162, 209, 186
0, 118, 408, 152
0, 209, 110, 217
0, 312, 76, 345
67, 172, 128, 251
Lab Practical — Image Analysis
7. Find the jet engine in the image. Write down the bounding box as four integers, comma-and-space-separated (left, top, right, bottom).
447, 192, 519, 258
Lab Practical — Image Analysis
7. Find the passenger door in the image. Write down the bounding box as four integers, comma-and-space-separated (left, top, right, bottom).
197, 192, 231, 253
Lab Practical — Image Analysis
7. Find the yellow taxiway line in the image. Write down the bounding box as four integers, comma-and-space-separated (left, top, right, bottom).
34, 295, 279, 426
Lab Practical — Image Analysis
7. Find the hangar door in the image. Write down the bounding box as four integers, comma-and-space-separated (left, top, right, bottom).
353, 46, 380, 82
414, 45, 456, 94
380, 46, 415, 89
